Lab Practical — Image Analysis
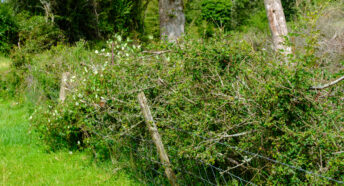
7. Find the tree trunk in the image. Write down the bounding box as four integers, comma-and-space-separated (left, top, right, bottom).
92, 0, 101, 38
40, 0, 54, 23
159, 0, 185, 42
264, 0, 292, 54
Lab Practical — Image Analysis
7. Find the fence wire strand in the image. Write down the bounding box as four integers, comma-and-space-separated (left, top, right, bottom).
112, 94, 343, 185
125, 131, 257, 185
165, 125, 344, 184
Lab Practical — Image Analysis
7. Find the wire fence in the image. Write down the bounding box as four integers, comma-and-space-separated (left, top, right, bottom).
114, 92, 344, 185
60, 71, 344, 185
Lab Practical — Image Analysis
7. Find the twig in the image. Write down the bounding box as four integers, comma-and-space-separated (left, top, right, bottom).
142, 50, 171, 55
332, 151, 344, 155
310, 75, 344, 90
222, 131, 252, 138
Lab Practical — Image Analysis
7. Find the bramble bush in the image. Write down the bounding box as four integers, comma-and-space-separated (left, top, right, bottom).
28, 30, 344, 184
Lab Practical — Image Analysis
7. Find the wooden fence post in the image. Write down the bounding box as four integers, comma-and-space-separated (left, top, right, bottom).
59, 72, 70, 103
137, 92, 178, 186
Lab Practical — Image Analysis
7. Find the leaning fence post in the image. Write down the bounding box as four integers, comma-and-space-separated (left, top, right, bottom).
59, 72, 70, 103
137, 92, 178, 186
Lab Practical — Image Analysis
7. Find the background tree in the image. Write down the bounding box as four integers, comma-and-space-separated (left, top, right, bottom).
264, 0, 292, 54
159, 0, 185, 41
0, 3, 18, 53
8, 0, 146, 42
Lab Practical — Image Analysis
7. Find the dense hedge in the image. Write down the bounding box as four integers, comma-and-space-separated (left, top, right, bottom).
25, 31, 344, 184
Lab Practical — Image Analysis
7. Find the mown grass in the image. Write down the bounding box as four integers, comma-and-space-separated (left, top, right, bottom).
0, 55, 139, 185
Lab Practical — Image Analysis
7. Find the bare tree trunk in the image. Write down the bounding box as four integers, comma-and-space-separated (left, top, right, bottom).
92, 0, 101, 38
159, 0, 185, 42
264, 0, 292, 55
40, 0, 54, 23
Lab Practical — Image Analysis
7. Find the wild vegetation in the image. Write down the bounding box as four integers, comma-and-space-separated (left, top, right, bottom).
0, 57, 138, 185
0, 0, 343, 185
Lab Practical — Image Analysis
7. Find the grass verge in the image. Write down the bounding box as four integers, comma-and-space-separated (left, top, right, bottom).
0, 99, 139, 185
0, 55, 139, 185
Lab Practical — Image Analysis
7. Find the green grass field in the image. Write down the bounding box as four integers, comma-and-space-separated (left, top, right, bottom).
0, 56, 139, 185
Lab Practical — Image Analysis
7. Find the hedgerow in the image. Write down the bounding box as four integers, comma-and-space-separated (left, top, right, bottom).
27, 29, 344, 184
0, 2, 339, 184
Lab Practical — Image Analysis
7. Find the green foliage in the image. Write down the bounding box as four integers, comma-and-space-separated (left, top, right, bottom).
29, 30, 344, 184
185, 0, 263, 37
143, 0, 160, 40
4, 15, 64, 97
282, 0, 297, 21
200, 0, 232, 29
0, 3, 18, 53
239, 9, 268, 33
97, 0, 146, 38
9, 0, 146, 42
17, 15, 65, 53
9, 14, 64, 71
8, 0, 43, 14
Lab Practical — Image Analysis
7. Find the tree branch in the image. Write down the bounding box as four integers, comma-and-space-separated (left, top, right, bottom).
310, 75, 344, 90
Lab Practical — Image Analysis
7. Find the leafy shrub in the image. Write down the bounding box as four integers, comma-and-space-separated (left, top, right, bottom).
186, 0, 263, 36
282, 0, 297, 21
200, 0, 232, 29
30, 31, 344, 184
17, 15, 65, 54
9, 14, 64, 86
4, 15, 64, 98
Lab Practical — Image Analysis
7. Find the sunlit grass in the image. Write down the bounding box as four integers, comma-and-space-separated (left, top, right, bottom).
0, 55, 10, 73
0, 100, 139, 185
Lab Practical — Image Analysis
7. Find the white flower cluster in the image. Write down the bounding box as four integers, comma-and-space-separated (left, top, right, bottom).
94, 34, 141, 60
